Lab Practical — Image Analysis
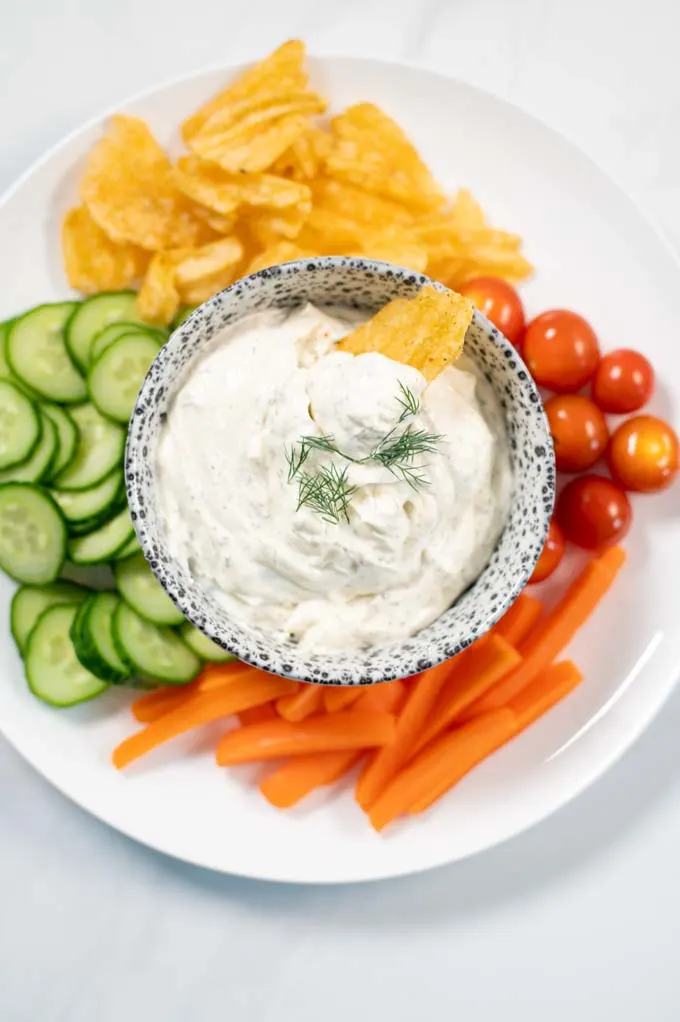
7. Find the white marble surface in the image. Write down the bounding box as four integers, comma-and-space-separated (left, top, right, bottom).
2, 0, 680, 1018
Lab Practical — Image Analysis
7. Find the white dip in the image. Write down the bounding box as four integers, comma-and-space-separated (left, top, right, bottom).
156, 304, 512, 651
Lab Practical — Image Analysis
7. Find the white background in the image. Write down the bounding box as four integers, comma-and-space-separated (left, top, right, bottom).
2, 0, 680, 1018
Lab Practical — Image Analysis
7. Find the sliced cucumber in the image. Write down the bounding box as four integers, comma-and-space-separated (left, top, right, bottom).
171, 305, 197, 330
90, 323, 165, 365
7, 303, 86, 404
67, 507, 134, 565
0, 380, 41, 470
113, 602, 201, 684
114, 552, 183, 625
11, 581, 89, 653
65, 292, 145, 371
53, 402, 124, 491
114, 533, 139, 560
179, 622, 235, 663
0, 411, 58, 484
88, 333, 160, 424
70, 593, 130, 684
42, 404, 78, 479
25, 603, 109, 707
51, 469, 123, 524
0, 484, 66, 584
0, 321, 12, 380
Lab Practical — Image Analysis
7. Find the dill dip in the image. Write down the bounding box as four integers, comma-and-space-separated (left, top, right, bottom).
155, 303, 512, 651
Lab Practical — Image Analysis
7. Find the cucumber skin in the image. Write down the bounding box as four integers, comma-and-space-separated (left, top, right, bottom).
0, 381, 42, 471
10, 581, 89, 654
7, 302, 86, 405
70, 597, 129, 685
65, 292, 141, 372
67, 508, 134, 566
111, 603, 202, 685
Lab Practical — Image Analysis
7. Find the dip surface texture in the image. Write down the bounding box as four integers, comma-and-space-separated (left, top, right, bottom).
156, 304, 512, 651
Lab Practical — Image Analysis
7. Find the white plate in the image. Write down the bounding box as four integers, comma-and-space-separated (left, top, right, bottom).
1, 55, 680, 885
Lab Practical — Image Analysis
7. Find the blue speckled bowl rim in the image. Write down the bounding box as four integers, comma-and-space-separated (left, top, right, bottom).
125, 257, 555, 685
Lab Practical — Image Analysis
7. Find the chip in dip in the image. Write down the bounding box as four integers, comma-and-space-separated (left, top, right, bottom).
156, 303, 512, 651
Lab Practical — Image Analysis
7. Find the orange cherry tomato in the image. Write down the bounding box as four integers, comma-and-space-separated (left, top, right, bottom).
523, 310, 600, 393
545, 394, 609, 473
556, 474, 632, 551
529, 518, 565, 583
608, 414, 679, 493
592, 348, 654, 414
458, 276, 525, 347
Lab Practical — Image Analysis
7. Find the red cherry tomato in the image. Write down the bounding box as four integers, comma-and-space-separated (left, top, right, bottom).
523, 310, 600, 392
608, 414, 679, 493
545, 395, 609, 473
556, 474, 632, 551
529, 518, 565, 583
458, 276, 525, 347
592, 349, 654, 414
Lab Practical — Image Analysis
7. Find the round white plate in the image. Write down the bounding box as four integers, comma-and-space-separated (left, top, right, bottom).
1, 56, 680, 885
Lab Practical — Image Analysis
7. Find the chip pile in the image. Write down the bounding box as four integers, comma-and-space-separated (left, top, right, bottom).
62, 39, 532, 326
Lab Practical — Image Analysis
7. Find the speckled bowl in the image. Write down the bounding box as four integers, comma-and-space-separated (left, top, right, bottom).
126, 258, 555, 685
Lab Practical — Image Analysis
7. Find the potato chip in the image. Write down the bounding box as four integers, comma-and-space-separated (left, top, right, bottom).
245, 241, 314, 275
178, 268, 242, 306
338, 285, 473, 381
173, 237, 244, 288
187, 201, 237, 236
326, 104, 445, 213
188, 89, 327, 174
136, 252, 183, 326
271, 127, 331, 180
182, 40, 308, 142
175, 156, 312, 222
81, 116, 206, 251
62, 206, 149, 294
246, 194, 312, 244
353, 230, 428, 273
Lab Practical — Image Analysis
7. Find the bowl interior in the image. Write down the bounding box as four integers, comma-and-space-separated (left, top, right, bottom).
126, 257, 554, 684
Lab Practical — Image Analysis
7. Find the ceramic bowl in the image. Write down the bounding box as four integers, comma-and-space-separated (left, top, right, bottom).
125, 257, 555, 685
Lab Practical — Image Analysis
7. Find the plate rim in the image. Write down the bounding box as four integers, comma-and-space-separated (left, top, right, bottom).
1, 51, 679, 884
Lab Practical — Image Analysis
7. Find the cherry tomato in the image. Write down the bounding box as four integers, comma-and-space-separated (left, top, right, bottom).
545, 395, 609, 473
523, 310, 600, 392
556, 474, 632, 550
608, 414, 679, 493
529, 518, 565, 583
592, 348, 654, 414
458, 276, 525, 347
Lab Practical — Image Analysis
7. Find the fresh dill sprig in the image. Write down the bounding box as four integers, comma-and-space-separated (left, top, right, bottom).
287, 383, 443, 523
295, 463, 357, 524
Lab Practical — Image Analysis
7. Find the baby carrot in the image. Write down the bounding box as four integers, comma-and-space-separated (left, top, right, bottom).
131, 684, 199, 724
216, 710, 396, 767
113, 674, 297, 770
238, 702, 278, 726
276, 684, 323, 722
508, 659, 583, 732
323, 687, 363, 713
493, 592, 542, 647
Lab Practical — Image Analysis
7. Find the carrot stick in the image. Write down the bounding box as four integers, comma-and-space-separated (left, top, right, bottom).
238, 702, 278, 726
462, 547, 626, 719
259, 681, 407, 808
197, 661, 257, 693
509, 659, 583, 732
276, 684, 322, 722
410, 635, 521, 756
368, 709, 516, 830
131, 684, 199, 724
493, 592, 542, 647
216, 710, 396, 767
113, 674, 297, 770
323, 687, 363, 713
355, 657, 459, 809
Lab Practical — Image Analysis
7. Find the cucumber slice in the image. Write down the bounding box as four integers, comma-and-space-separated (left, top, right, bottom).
65, 292, 145, 371
67, 507, 133, 565
114, 533, 140, 560
25, 603, 108, 707
53, 403, 124, 491
51, 473, 125, 538
11, 581, 89, 653
0, 483, 66, 584
114, 551, 184, 625
0, 411, 58, 484
70, 593, 130, 683
179, 622, 235, 663
91, 323, 165, 365
0, 321, 11, 380
7, 303, 86, 404
42, 404, 78, 479
0, 380, 41, 470
171, 305, 197, 330
113, 602, 201, 684
88, 333, 160, 424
